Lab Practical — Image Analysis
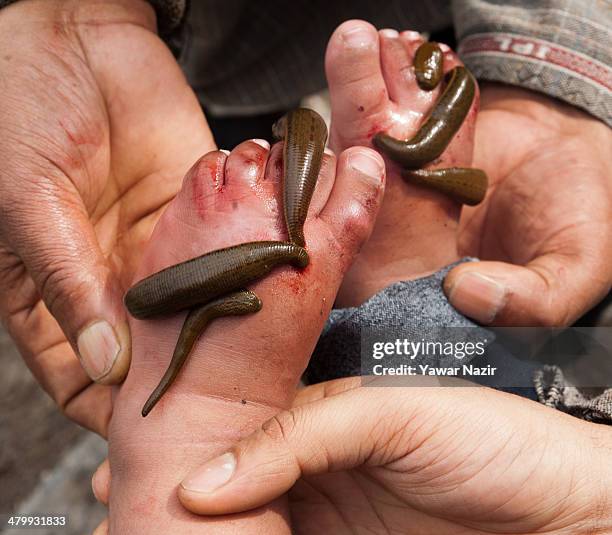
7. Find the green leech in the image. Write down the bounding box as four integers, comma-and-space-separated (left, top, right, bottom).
403, 167, 488, 206
141, 290, 262, 417
414, 42, 444, 90
373, 66, 476, 169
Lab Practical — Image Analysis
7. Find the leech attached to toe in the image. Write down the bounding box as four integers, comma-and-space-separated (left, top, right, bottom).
125, 241, 309, 319
403, 167, 488, 206
373, 66, 476, 169
141, 290, 262, 417
273, 108, 328, 247
414, 42, 444, 91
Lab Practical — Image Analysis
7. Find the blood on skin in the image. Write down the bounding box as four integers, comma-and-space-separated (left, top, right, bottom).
366, 123, 384, 139
191, 156, 224, 219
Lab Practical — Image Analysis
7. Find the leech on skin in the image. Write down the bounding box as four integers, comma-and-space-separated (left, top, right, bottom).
125, 241, 309, 319
373, 66, 476, 169
141, 290, 262, 417
372, 47, 489, 206
273, 108, 328, 247
414, 42, 444, 91
403, 168, 488, 206
124, 108, 327, 416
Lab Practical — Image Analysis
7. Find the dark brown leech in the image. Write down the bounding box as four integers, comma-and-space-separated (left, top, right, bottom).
414, 42, 444, 90
125, 241, 308, 319
272, 108, 328, 247
373, 66, 475, 169
403, 168, 488, 206
141, 290, 262, 417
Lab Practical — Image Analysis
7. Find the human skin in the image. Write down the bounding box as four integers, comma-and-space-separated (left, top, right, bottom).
95, 378, 612, 534
447, 83, 612, 326
176, 377, 612, 535
105, 139, 386, 533
0, 0, 215, 435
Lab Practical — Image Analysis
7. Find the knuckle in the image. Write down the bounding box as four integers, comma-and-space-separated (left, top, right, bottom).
261, 410, 299, 446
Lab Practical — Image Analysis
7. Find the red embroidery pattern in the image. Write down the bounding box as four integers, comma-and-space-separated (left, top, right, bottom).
458, 33, 612, 92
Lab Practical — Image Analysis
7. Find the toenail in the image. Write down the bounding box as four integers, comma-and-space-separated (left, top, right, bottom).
220, 149, 231, 155
342, 26, 375, 48
324, 147, 335, 156
251, 139, 270, 149
348, 150, 384, 183
438, 42, 451, 52
401, 30, 422, 41
380, 29, 399, 38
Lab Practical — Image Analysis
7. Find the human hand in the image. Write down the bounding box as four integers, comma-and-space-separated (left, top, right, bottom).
445, 84, 612, 326
0, 0, 214, 434
93, 377, 612, 534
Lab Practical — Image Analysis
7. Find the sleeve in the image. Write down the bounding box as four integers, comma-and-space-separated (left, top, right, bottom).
452, 0, 612, 126
0, 0, 188, 57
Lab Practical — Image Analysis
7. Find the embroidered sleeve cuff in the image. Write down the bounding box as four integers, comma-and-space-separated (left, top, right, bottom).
458, 32, 612, 127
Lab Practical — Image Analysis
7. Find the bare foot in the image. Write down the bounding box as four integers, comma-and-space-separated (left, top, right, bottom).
325, 21, 480, 307
108, 139, 385, 533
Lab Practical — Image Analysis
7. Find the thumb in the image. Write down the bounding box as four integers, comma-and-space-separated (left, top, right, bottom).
6, 184, 131, 384
444, 255, 611, 326
178, 385, 392, 515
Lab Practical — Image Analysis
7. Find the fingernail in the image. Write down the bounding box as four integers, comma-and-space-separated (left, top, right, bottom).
380, 29, 399, 39
220, 149, 231, 155
342, 26, 375, 48
348, 150, 384, 183
447, 272, 506, 324
77, 321, 120, 380
251, 139, 270, 149
181, 452, 236, 493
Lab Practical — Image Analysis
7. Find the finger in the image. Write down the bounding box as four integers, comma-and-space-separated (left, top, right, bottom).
444, 255, 612, 326
178, 384, 406, 515
92, 458, 110, 506
292, 376, 362, 407
3, 179, 131, 385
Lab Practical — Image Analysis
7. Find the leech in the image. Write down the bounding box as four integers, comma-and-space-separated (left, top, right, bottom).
141, 290, 262, 417
373, 66, 476, 169
403, 168, 488, 206
125, 241, 308, 319
414, 42, 444, 90
273, 108, 328, 247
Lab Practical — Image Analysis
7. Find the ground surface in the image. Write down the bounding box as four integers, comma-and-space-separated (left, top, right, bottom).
0, 325, 106, 535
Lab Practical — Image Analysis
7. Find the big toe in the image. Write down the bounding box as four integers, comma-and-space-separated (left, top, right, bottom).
326, 20, 388, 145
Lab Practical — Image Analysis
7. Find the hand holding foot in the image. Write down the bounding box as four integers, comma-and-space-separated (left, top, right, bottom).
176, 377, 612, 535
0, 0, 214, 434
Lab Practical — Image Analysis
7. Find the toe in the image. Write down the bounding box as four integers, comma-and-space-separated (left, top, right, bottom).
326, 20, 388, 138
309, 147, 337, 217
315, 147, 385, 268
379, 28, 417, 104
177, 150, 228, 220
439, 42, 463, 71
224, 139, 270, 189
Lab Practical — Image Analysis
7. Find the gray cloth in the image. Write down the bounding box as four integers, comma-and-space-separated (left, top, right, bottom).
304, 258, 540, 391
306, 258, 484, 383
534, 366, 612, 424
